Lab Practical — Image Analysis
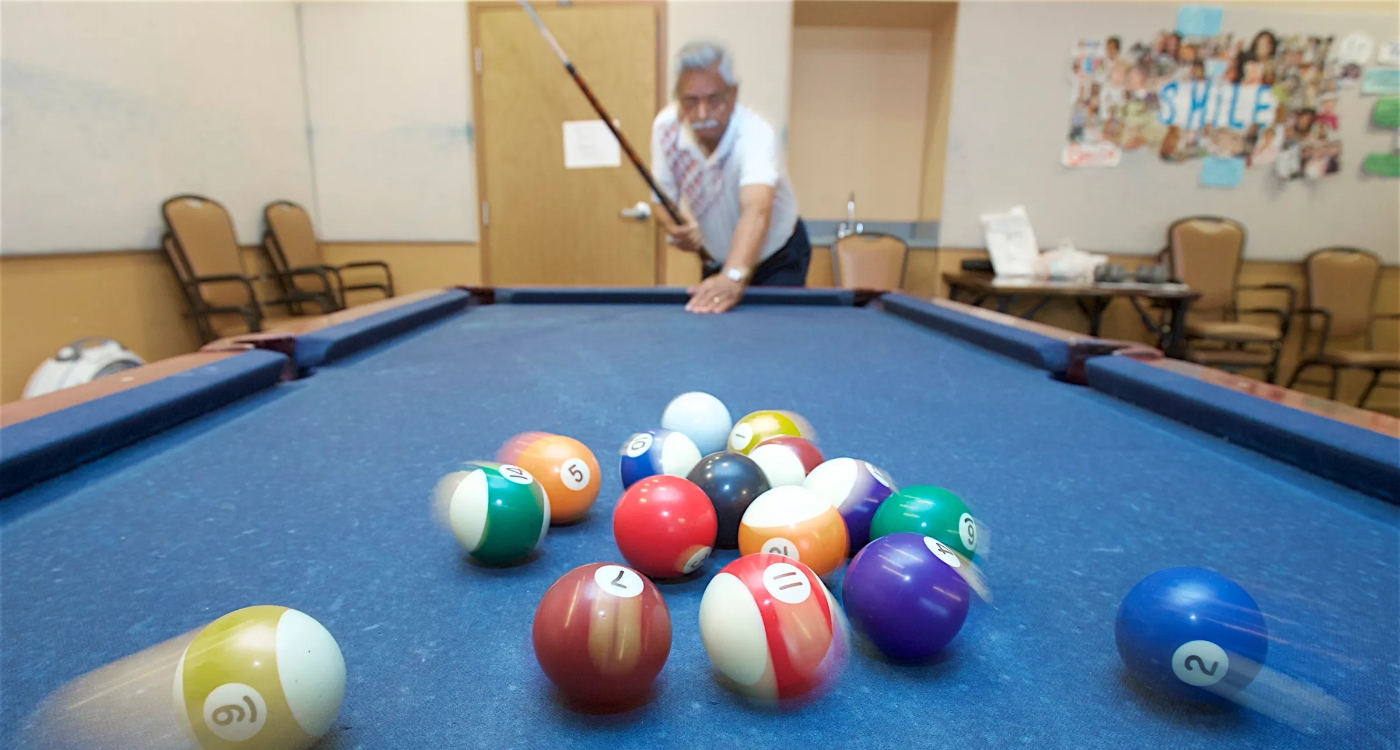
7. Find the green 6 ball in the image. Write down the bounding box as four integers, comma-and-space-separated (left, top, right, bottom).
870, 485, 979, 560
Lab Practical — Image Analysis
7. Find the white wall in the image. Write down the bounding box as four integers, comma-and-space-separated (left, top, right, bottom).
0, 0, 794, 253
300, 1, 476, 242
1, 2, 316, 254
941, 2, 1400, 262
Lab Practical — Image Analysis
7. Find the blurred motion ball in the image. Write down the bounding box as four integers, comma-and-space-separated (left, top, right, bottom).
175, 606, 345, 750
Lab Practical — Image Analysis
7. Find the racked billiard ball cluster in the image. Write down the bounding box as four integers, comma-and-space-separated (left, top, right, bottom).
431, 391, 1272, 713
430, 391, 994, 709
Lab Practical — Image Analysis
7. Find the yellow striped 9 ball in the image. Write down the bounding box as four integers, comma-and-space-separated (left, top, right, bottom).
174, 605, 345, 750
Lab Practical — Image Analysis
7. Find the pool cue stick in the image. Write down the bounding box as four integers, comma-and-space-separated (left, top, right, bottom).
515, 0, 722, 274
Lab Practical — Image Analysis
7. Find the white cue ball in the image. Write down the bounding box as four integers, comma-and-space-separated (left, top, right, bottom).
661, 392, 733, 456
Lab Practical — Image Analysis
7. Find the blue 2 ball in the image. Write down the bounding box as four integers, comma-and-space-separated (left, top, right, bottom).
1115, 567, 1268, 702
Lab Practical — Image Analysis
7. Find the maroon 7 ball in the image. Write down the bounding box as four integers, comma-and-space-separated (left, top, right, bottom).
532, 563, 672, 706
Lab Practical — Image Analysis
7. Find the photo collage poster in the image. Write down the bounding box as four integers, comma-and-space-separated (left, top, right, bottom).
1065, 28, 1355, 182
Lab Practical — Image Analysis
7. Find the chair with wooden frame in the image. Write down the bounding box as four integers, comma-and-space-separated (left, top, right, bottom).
161, 195, 337, 343
831, 232, 908, 291
1286, 247, 1400, 408
263, 201, 394, 310
1162, 216, 1296, 382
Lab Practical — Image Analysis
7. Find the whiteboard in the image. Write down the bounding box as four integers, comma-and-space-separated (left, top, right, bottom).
941, 2, 1400, 263
299, 1, 477, 242
0, 2, 315, 254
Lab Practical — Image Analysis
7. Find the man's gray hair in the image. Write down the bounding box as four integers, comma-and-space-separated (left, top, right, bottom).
675, 41, 737, 87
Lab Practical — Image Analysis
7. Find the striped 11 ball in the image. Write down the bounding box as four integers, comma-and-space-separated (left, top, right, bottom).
698, 554, 846, 702
175, 606, 345, 750
433, 462, 549, 564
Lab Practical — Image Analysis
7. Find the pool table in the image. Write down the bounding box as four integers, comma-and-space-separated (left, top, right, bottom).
2, 288, 1397, 750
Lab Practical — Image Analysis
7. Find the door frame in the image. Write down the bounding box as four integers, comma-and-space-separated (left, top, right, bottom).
469, 0, 670, 286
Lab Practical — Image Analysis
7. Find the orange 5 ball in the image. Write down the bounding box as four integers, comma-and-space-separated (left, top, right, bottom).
497, 433, 601, 524
532, 563, 672, 707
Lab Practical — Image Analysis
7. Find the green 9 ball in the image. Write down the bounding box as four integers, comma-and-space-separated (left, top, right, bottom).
869, 485, 979, 560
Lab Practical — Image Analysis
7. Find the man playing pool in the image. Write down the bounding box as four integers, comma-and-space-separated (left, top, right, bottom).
651, 42, 809, 314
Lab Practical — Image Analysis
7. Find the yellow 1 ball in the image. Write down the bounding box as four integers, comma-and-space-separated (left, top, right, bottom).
174, 605, 346, 750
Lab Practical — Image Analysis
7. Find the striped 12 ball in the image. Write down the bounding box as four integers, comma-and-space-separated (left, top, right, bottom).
532, 563, 672, 707
698, 554, 846, 702
434, 462, 549, 564
619, 429, 702, 489
174, 606, 345, 750
738, 486, 848, 578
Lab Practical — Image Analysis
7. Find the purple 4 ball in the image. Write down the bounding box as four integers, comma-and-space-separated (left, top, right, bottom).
842, 532, 971, 659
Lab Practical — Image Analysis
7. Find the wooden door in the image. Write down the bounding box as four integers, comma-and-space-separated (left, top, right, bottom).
475, 3, 662, 286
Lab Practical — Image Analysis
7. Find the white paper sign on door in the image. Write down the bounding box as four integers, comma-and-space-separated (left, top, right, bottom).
562, 120, 621, 169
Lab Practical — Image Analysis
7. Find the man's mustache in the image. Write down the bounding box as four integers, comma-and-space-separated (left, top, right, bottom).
691, 119, 719, 130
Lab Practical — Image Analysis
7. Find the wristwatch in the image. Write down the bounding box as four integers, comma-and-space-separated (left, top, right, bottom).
724, 266, 750, 283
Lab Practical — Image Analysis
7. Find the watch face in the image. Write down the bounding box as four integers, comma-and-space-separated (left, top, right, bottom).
725, 268, 747, 281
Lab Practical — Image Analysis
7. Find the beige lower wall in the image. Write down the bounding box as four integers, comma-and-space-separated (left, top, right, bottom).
0, 243, 481, 403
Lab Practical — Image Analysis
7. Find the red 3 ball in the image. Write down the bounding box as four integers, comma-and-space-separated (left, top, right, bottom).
612, 475, 718, 579
532, 563, 672, 706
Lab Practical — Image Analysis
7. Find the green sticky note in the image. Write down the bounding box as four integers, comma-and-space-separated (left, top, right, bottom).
1373, 97, 1400, 129
1362, 152, 1400, 178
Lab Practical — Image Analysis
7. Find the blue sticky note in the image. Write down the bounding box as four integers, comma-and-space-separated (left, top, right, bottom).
1177, 6, 1223, 37
1361, 68, 1400, 96
1200, 156, 1245, 188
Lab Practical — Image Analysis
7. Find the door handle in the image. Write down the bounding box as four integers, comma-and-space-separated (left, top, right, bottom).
619, 201, 652, 221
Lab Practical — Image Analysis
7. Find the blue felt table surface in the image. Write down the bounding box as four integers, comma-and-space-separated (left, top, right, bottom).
2, 304, 1396, 749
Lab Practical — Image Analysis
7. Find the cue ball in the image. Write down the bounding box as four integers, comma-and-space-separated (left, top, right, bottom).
842, 533, 971, 659
1115, 567, 1268, 702
174, 606, 345, 750
698, 554, 845, 702
803, 458, 897, 554
532, 563, 672, 706
433, 462, 550, 564
660, 392, 733, 456
870, 485, 979, 560
686, 451, 771, 549
727, 410, 815, 454
613, 475, 718, 578
498, 433, 601, 524
619, 429, 702, 489
747, 436, 824, 487
737, 486, 848, 578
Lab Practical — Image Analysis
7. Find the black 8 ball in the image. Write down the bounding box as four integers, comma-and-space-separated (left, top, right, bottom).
686, 452, 771, 548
